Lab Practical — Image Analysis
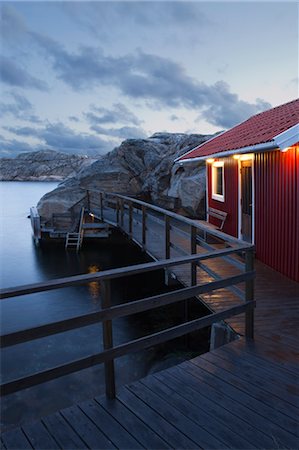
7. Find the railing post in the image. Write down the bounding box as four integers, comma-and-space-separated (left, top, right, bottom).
99, 192, 103, 221
245, 248, 254, 340
191, 226, 197, 286
120, 199, 124, 228
129, 202, 133, 236
116, 199, 120, 226
165, 215, 170, 259
86, 190, 90, 210
142, 205, 146, 248
101, 279, 116, 399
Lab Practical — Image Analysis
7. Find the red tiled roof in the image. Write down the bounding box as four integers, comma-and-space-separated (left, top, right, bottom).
180, 99, 299, 160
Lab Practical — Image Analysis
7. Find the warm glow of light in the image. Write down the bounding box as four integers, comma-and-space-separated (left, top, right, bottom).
281, 147, 290, 153
206, 158, 215, 163
88, 265, 101, 300
233, 154, 240, 160
239, 153, 254, 161
89, 213, 94, 217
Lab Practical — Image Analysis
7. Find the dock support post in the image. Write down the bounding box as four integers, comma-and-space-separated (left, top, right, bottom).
129, 202, 133, 236
142, 206, 146, 248
120, 199, 124, 228
245, 249, 254, 340
164, 215, 170, 285
102, 280, 116, 399
100, 192, 103, 221
190, 226, 197, 286
116, 200, 120, 226
165, 215, 170, 259
86, 190, 90, 210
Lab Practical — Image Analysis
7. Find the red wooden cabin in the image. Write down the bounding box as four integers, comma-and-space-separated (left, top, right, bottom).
178, 99, 299, 282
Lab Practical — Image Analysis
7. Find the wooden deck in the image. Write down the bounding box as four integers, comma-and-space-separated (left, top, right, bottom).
1, 192, 298, 449
1, 332, 298, 449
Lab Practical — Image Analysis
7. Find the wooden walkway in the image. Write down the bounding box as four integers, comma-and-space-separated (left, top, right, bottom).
1, 332, 298, 449
1, 193, 298, 449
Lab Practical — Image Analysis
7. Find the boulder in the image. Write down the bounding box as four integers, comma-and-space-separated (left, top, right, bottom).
37, 133, 213, 219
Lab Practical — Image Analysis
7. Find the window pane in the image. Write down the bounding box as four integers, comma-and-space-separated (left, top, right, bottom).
216, 167, 223, 195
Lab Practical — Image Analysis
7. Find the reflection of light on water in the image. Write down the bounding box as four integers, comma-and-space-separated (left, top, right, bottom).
88, 264, 101, 301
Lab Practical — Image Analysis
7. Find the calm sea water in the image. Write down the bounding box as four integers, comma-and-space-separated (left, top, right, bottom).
0, 182, 209, 429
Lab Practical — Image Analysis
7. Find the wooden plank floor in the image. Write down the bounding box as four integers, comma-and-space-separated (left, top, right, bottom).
1, 336, 298, 449
1, 208, 298, 449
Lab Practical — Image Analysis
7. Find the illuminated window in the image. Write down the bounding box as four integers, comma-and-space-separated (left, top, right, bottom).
212, 161, 224, 202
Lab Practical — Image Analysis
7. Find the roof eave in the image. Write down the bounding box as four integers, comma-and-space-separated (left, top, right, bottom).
273, 123, 299, 149
177, 141, 278, 164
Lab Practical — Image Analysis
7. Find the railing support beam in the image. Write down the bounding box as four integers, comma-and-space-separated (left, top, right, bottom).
191, 226, 197, 286
142, 206, 146, 248
129, 202, 133, 236
102, 280, 116, 399
99, 192, 103, 221
245, 249, 254, 340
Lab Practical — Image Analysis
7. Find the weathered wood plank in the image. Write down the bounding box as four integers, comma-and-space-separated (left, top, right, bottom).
117, 387, 198, 449
154, 369, 276, 449
200, 349, 299, 409
188, 357, 299, 425
127, 380, 229, 449
177, 362, 299, 446
60, 405, 115, 449
79, 399, 142, 449
1, 429, 33, 450
22, 421, 60, 450
141, 375, 257, 449
42, 413, 86, 449
96, 395, 169, 449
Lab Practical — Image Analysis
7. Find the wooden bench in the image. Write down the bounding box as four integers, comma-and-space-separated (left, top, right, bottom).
207, 207, 228, 231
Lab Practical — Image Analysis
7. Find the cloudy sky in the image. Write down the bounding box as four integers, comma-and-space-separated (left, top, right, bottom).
0, 1, 297, 157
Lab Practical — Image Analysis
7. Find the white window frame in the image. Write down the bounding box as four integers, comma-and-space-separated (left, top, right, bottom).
212, 161, 225, 202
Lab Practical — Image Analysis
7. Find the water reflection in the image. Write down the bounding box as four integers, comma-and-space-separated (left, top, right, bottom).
88, 264, 101, 301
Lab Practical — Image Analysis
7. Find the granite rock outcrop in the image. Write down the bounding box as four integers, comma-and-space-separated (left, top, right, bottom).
0, 150, 94, 181
37, 133, 212, 218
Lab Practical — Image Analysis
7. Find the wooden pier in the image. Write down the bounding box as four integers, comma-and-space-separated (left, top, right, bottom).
1, 191, 298, 449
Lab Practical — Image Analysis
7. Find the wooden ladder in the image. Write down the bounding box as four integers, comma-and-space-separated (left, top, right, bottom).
65, 207, 85, 251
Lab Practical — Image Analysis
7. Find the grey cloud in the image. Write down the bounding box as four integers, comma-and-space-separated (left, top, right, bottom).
4, 122, 114, 156
0, 92, 41, 123
86, 103, 142, 126
170, 115, 180, 122
69, 116, 79, 123
1, 5, 272, 129
91, 125, 147, 140
0, 135, 41, 158
200, 87, 272, 128
60, 2, 208, 39
29, 38, 271, 128
0, 56, 48, 91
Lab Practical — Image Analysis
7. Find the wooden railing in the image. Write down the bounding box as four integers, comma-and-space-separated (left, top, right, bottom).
3, 191, 255, 400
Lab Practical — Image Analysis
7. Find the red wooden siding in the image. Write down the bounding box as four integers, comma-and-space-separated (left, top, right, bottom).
207, 158, 239, 237
254, 145, 299, 282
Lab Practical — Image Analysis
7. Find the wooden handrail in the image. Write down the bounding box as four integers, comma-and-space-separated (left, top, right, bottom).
93, 190, 248, 246
0, 246, 249, 300
1, 300, 255, 396
1, 272, 254, 348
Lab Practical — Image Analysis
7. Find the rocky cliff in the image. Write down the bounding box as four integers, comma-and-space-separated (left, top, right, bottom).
0, 150, 94, 181
37, 133, 212, 219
